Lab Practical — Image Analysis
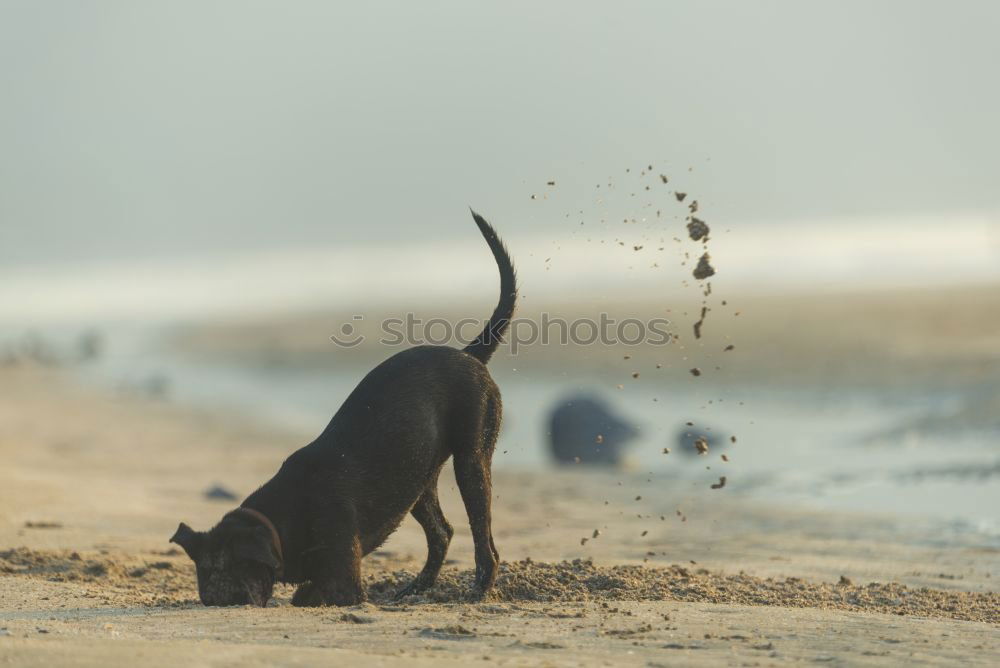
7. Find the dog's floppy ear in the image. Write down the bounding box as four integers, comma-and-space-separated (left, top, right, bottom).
233, 526, 281, 571
170, 522, 205, 561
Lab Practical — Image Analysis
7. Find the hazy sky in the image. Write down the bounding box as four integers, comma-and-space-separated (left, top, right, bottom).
2, 0, 998, 267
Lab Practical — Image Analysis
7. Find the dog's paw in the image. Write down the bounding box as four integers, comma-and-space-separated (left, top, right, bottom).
393, 577, 430, 601
292, 580, 366, 607
291, 582, 323, 607
326, 585, 366, 607
471, 565, 498, 600
467, 585, 496, 603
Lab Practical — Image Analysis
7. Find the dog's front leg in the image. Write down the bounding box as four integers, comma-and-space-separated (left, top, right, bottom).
292, 513, 365, 607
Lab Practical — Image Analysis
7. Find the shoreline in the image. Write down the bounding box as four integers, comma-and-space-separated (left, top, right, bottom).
22, 282, 995, 538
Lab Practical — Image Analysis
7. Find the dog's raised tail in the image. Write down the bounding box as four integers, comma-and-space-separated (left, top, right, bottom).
463, 210, 517, 364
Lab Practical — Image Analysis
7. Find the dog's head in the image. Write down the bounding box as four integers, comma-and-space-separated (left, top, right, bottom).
170, 515, 281, 607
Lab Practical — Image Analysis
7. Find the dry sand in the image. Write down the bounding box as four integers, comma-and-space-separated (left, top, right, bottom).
1, 364, 997, 666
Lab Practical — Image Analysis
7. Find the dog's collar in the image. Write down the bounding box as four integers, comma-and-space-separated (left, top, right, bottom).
225, 506, 284, 576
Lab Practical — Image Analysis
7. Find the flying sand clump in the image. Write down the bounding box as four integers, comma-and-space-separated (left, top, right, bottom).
693, 253, 716, 280
686, 217, 710, 241
541, 164, 736, 493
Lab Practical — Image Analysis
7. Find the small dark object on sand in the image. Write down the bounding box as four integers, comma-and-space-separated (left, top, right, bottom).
724, 344, 734, 352
693, 253, 715, 280
76, 330, 104, 362
203, 485, 239, 501
419, 625, 476, 640
694, 437, 709, 455
686, 217, 710, 241
675, 192, 687, 202
546, 181, 555, 186
550, 395, 638, 468
24, 521, 62, 529
659, 174, 668, 184
711, 476, 727, 489
341, 613, 375, 624
689, 368, 701, 377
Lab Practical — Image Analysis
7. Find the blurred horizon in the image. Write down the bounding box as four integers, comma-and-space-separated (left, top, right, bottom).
2, 212, 998, 325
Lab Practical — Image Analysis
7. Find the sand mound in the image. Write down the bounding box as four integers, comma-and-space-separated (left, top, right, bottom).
4, 549, 995, 623
374, 559, 997, 623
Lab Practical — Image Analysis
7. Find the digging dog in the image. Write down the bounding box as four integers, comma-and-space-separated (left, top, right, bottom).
170, 211, 516, 607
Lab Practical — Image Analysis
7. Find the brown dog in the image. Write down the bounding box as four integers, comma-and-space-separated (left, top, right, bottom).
170, 211, 516, 607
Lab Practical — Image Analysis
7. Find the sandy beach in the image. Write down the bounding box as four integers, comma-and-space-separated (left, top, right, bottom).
1, 362, 996, 666
3, 2, 1000, 664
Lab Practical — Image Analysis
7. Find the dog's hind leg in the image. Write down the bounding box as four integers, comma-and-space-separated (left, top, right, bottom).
453, 396, 501, 599
394, 475, 453, 599
454, 450, 499, 598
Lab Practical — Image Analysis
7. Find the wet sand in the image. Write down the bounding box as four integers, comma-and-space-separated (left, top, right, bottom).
1, 364, 997, 665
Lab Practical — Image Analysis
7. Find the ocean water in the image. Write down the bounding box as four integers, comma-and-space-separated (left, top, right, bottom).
50, 321, 998, 547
